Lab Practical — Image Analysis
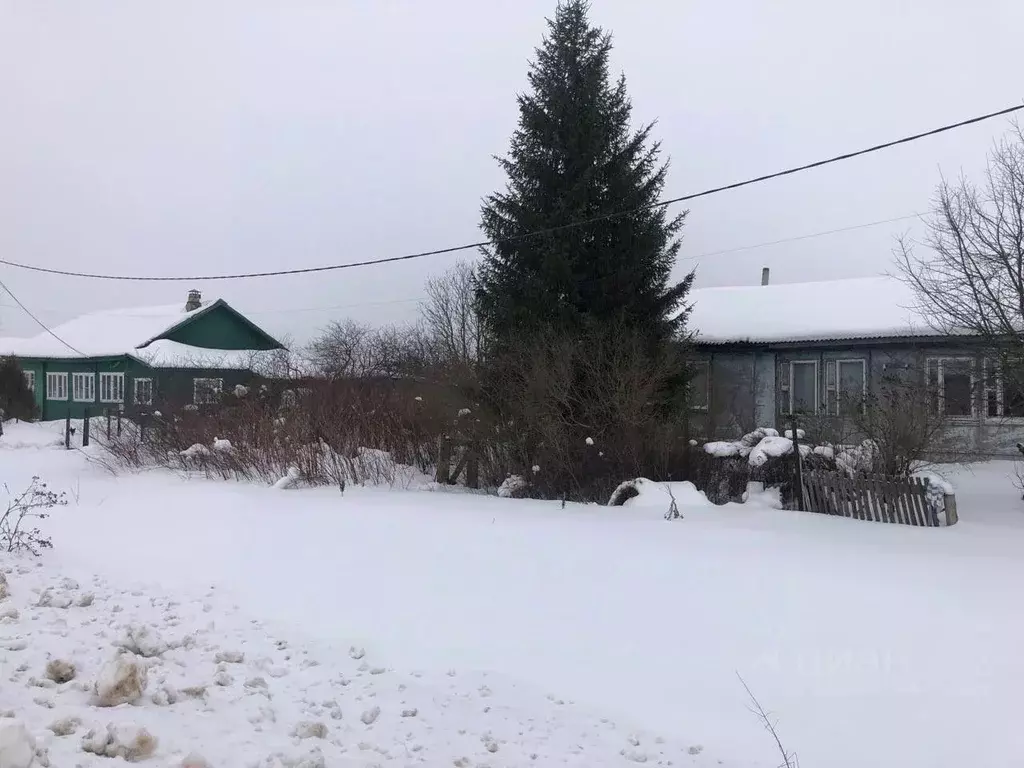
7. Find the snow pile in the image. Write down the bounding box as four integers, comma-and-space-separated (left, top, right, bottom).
609, 478, 712, 509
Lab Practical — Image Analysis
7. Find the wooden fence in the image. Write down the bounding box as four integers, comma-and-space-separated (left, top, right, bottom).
802, 471, 943, 527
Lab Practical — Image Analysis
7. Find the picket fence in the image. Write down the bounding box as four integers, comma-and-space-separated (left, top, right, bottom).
802, 471, 941, 527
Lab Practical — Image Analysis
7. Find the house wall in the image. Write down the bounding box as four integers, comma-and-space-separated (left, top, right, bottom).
689, 350, 773, 439
161, 306, 279, 350
15, 356, 261, 421
767, 341, 1024, 458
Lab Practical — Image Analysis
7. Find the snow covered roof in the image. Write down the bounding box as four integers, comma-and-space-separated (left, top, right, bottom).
0, 298, 279, 368
687, 276, 947, 345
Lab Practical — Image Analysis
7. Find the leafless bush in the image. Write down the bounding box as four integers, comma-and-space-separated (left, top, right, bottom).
737, 673, 798, 768
852, 371, 960, 476
95, 380, 476, 490
2, 477, 65, 555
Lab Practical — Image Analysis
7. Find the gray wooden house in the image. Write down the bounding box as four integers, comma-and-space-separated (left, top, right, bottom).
686, 270, 1024, 457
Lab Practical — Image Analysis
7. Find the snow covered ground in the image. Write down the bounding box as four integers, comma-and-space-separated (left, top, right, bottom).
3, 421, 1023, 767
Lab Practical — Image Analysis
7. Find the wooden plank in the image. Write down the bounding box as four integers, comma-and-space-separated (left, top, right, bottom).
841, 475, 857, 520
921, 481, 937, 528
806, 474, 821, 514
890, 477, 906, 525
854, 476, 869, 521
904, 478, 922, 526
870, 476, 886, 523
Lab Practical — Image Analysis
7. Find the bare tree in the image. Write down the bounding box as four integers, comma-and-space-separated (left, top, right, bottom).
420, 261, 481, 367
897, 122, 1024, 375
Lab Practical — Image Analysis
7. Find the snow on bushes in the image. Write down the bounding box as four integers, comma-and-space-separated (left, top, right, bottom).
497, 475, 530, 499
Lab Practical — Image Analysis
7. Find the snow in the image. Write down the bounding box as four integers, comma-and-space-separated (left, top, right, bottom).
0, 299, 275, 369
3, 420, 1024, 767
686, 276, 950, 344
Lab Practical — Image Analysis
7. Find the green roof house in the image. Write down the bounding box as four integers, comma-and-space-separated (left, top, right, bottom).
0, 290, 283, 420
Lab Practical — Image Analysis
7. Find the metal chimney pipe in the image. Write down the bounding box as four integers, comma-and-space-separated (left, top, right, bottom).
761, 267, 770, 286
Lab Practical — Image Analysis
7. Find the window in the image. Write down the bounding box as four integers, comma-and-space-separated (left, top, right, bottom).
72, 373, 96, 402
789, 360, 818, 414
99, 372, 125, 403
689, 361, 709, 411
134, 378, 154, 406
827, 359, 866, 416
193, 378, 223, 405
927, 358, 974, 417
23, 371, 35, 393
983, 360, 1024, 418
46, 372, 67, 401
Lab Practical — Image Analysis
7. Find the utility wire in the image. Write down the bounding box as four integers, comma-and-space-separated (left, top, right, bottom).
0, 275, 85, 356
0, 103, 1019, 283
681, 212, 924, 261
0, 209, 936, 319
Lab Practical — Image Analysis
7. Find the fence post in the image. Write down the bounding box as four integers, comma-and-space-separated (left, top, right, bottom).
139, 413, 147, 444
65, 410, 71, 449
943, 493, 958, 525
82, 408, 90, 447
106, 409, 111, 439
435, 436, 451, 485
789, 415, 804, 511
117, 407, 122, 436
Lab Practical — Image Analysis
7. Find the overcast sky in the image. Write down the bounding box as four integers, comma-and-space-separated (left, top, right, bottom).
2, 0, 1023, 343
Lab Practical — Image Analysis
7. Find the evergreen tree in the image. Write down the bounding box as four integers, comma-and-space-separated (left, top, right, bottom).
476, 0, 692, 351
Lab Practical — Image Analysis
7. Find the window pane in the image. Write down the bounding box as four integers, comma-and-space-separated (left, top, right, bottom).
1004, 376, 1024, 417
690, 363, 709, 410
943, 362, 972, 416
792, 362, 816, 413
838, 360, 864, 416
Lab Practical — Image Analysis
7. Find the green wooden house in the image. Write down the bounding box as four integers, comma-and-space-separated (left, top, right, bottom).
0, 290, 283, 420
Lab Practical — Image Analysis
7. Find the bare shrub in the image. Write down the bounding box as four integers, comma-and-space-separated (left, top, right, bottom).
95, 380, 470, 490
1, 477, 64, 555
852, 370, 960, 476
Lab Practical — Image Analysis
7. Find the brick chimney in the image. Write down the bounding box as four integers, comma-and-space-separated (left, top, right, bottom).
761, 267, 770, 286
185, 289, 202, 311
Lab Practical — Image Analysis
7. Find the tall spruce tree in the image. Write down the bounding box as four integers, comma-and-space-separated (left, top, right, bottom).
476, 0, 692, 352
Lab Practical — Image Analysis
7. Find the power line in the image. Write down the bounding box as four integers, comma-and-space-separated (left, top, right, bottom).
0, 103, 1019, 283
0, 209, 937, 321
0, 276, 85, 356
682, 211, 924, 261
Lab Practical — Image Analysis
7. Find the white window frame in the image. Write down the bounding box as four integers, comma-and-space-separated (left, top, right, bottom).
23, 370, 35, 393
832, 358, 867, 416
99, 372, 125, 404
982, 359, 1024, 420
71, 372, 96, 403
193, 377, 223, 405
689, 361, 710, 412
788, 360, 819, 415
134, 377, 154, 406
927, 357, 976, 419
46, 372, 68, 401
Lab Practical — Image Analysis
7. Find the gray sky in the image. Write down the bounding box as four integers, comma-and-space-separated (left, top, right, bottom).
2, 0, 1022, 343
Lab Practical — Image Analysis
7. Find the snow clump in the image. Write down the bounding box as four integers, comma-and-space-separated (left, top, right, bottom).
0, 722, 36, 768
212, 438, 233, 453
81, 723, 158, 761
180, 444, 211, 459
94, 654, 148, 707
